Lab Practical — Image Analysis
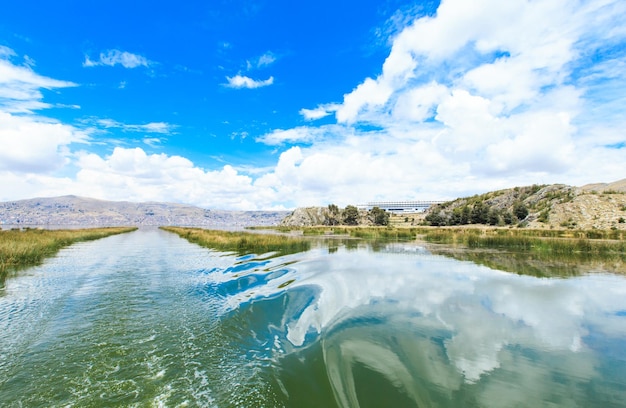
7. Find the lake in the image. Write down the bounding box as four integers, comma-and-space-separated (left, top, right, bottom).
1, 228, 625, 407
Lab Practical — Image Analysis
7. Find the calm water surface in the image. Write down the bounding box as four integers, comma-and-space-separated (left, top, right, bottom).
1, 228, 625, 407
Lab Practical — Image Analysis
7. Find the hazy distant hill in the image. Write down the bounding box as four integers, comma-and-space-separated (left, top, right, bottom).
581, 179, 626, 193
0, 196, 288, 228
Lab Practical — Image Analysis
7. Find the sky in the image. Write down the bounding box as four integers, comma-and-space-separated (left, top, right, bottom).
0, 0, 625, 210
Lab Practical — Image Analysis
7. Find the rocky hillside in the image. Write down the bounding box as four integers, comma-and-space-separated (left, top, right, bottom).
280, 205, 389, 227
279, 179, 626, 230
280, 207, 333, 227
425, 180, 626, 230
0, 196, 288, 228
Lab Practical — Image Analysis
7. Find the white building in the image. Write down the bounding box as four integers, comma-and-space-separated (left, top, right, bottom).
358, 201, 444, 214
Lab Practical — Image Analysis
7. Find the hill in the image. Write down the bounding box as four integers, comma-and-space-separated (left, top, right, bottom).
425, 180, 626, 230
0, 196, 288, 228
279, 179, 626, 230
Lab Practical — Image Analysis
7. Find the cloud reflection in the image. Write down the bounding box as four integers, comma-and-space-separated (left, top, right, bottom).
209, 243, 626, 406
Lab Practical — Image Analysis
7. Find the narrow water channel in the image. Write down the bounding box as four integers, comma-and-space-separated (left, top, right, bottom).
1, 228, 625, 407
0, 228, 236, 406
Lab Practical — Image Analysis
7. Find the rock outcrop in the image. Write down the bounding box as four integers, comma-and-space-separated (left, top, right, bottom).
280, 207, 331, 227
280, 206, 381, 227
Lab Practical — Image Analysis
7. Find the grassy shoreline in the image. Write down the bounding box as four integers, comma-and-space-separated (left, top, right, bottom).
419, 227, 626, 255
161, 226, 311, 256
251, 225, 626, 256
0, 227, 137, 275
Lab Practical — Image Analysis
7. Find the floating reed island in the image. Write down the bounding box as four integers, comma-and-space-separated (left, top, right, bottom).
0, 227, 137, 275
161, 226, 311, 256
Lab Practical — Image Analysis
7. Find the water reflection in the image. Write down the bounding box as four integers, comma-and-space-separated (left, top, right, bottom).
427, 244, 626, 277
1, 232, 625, 407
209, 240, 626, 407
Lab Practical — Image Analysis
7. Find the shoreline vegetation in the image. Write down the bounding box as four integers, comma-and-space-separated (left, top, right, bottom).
167, 224, 626, 275
250, 225, 626, 256
160, 226, 311, 257
0, 227, 138, 278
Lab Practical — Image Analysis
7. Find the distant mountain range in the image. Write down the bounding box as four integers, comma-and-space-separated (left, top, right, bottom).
0, 196, 289, 228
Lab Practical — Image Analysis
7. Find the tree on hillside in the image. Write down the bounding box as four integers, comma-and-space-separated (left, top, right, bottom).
470, 202, 489, 224
370, 206, 390, 226
425, 210, 446, 226
342, 205, 359, 225
325, 204, 341, 225
503, 211, 514, 225
513, 202, 529, 220
487, 209, 501, 225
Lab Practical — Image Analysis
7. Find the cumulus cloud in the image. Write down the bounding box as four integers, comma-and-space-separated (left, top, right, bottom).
74, 147, 262, 209
334, 0, 585, 125
225, 75, 274, 89
83, 49, 151, 68
275, 0, 626, 204
0, 112, 88, 173
2, 1, 626, 209
0, 47, 87, 176
0, 145, 277, 210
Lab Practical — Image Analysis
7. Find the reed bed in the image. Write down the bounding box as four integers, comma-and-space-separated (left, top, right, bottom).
250, 225, 625, 256
423, 227, 626, 255
161, 227, 311, 256
0, 227, 137, 274
262, 226, 426, 240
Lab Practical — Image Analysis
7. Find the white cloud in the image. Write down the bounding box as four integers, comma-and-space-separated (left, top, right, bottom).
0, 145, 278, 210
262, 0, 626, 204
83, 49, 151, 68
257, 125, 344, 146
94, 119, 175, 134
246, 51, 276, 70
225, 75, 274, 89
393, 81, 449, 122
73, 147, 259, 209
0, 47, 87, 175
299, 104, 339, 121
0, 45, 15, 58
0, 46, 77, 113
257, 52, 276, 67
0, 111, 88, 173
336, 77, 394, 124
143, 137, 163, 147
2, 1, 626, 210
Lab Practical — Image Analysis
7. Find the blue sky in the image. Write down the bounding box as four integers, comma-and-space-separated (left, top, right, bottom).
1, 0, 625, 210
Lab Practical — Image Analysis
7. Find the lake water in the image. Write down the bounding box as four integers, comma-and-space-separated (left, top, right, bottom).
1, 228, 625, 407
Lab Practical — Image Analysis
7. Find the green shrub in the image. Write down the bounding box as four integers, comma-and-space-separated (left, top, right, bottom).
342, 205, 359, 225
